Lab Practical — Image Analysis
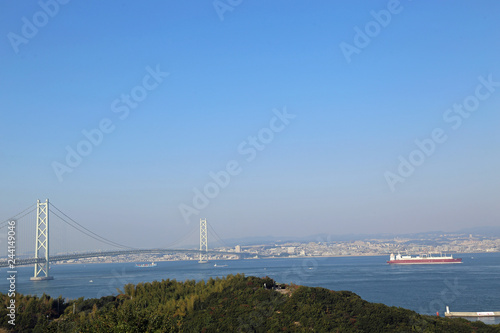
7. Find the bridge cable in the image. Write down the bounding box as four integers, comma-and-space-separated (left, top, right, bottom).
50, 210, 133, 250
50, 204, 135, 250
162, 224, 199, 249
0, 204, 36, 229
207, 222, 230, 248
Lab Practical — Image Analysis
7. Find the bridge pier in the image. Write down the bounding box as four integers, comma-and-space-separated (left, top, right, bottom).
30, 199, 53, 281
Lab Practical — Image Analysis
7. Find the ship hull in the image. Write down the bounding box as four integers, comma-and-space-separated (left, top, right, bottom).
387, 258, 462, 264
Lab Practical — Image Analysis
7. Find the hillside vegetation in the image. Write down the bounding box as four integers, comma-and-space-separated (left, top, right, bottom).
1, 274, 498, 332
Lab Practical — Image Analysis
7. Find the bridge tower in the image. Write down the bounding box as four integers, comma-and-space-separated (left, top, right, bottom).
30, 199, 53, 281
198, 218, 208, 263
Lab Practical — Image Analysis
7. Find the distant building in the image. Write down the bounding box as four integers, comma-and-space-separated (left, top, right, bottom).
235, 245, 241, 253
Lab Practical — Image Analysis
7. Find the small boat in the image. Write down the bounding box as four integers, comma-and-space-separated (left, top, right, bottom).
89, 280, 93, 283
136, 262, 157, 268
214, 263, 228, 267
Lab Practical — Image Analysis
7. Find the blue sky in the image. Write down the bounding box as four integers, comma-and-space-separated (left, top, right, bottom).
1, 1, 499, 249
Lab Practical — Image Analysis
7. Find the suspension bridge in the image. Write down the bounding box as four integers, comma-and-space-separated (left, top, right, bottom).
0, 199, 246, 280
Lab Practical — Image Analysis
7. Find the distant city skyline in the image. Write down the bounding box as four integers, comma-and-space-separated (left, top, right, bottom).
1, 1, 499, 249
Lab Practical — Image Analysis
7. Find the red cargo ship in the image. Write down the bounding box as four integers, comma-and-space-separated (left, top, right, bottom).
387, 253, 462, 264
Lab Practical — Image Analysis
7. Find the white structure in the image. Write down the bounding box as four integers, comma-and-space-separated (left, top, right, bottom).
31, 199, 53, 280
199, 218, 208, 263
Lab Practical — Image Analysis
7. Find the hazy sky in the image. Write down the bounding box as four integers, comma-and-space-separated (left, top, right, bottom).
1, 1, 499, 249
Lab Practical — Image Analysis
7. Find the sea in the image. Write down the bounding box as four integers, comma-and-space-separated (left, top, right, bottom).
2, 252, 500, 325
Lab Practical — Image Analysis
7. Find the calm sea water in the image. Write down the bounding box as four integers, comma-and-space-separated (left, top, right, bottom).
2, 253, 499, 324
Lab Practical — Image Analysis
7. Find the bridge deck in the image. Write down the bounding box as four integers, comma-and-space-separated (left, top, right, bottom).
0, 248, 250, 267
